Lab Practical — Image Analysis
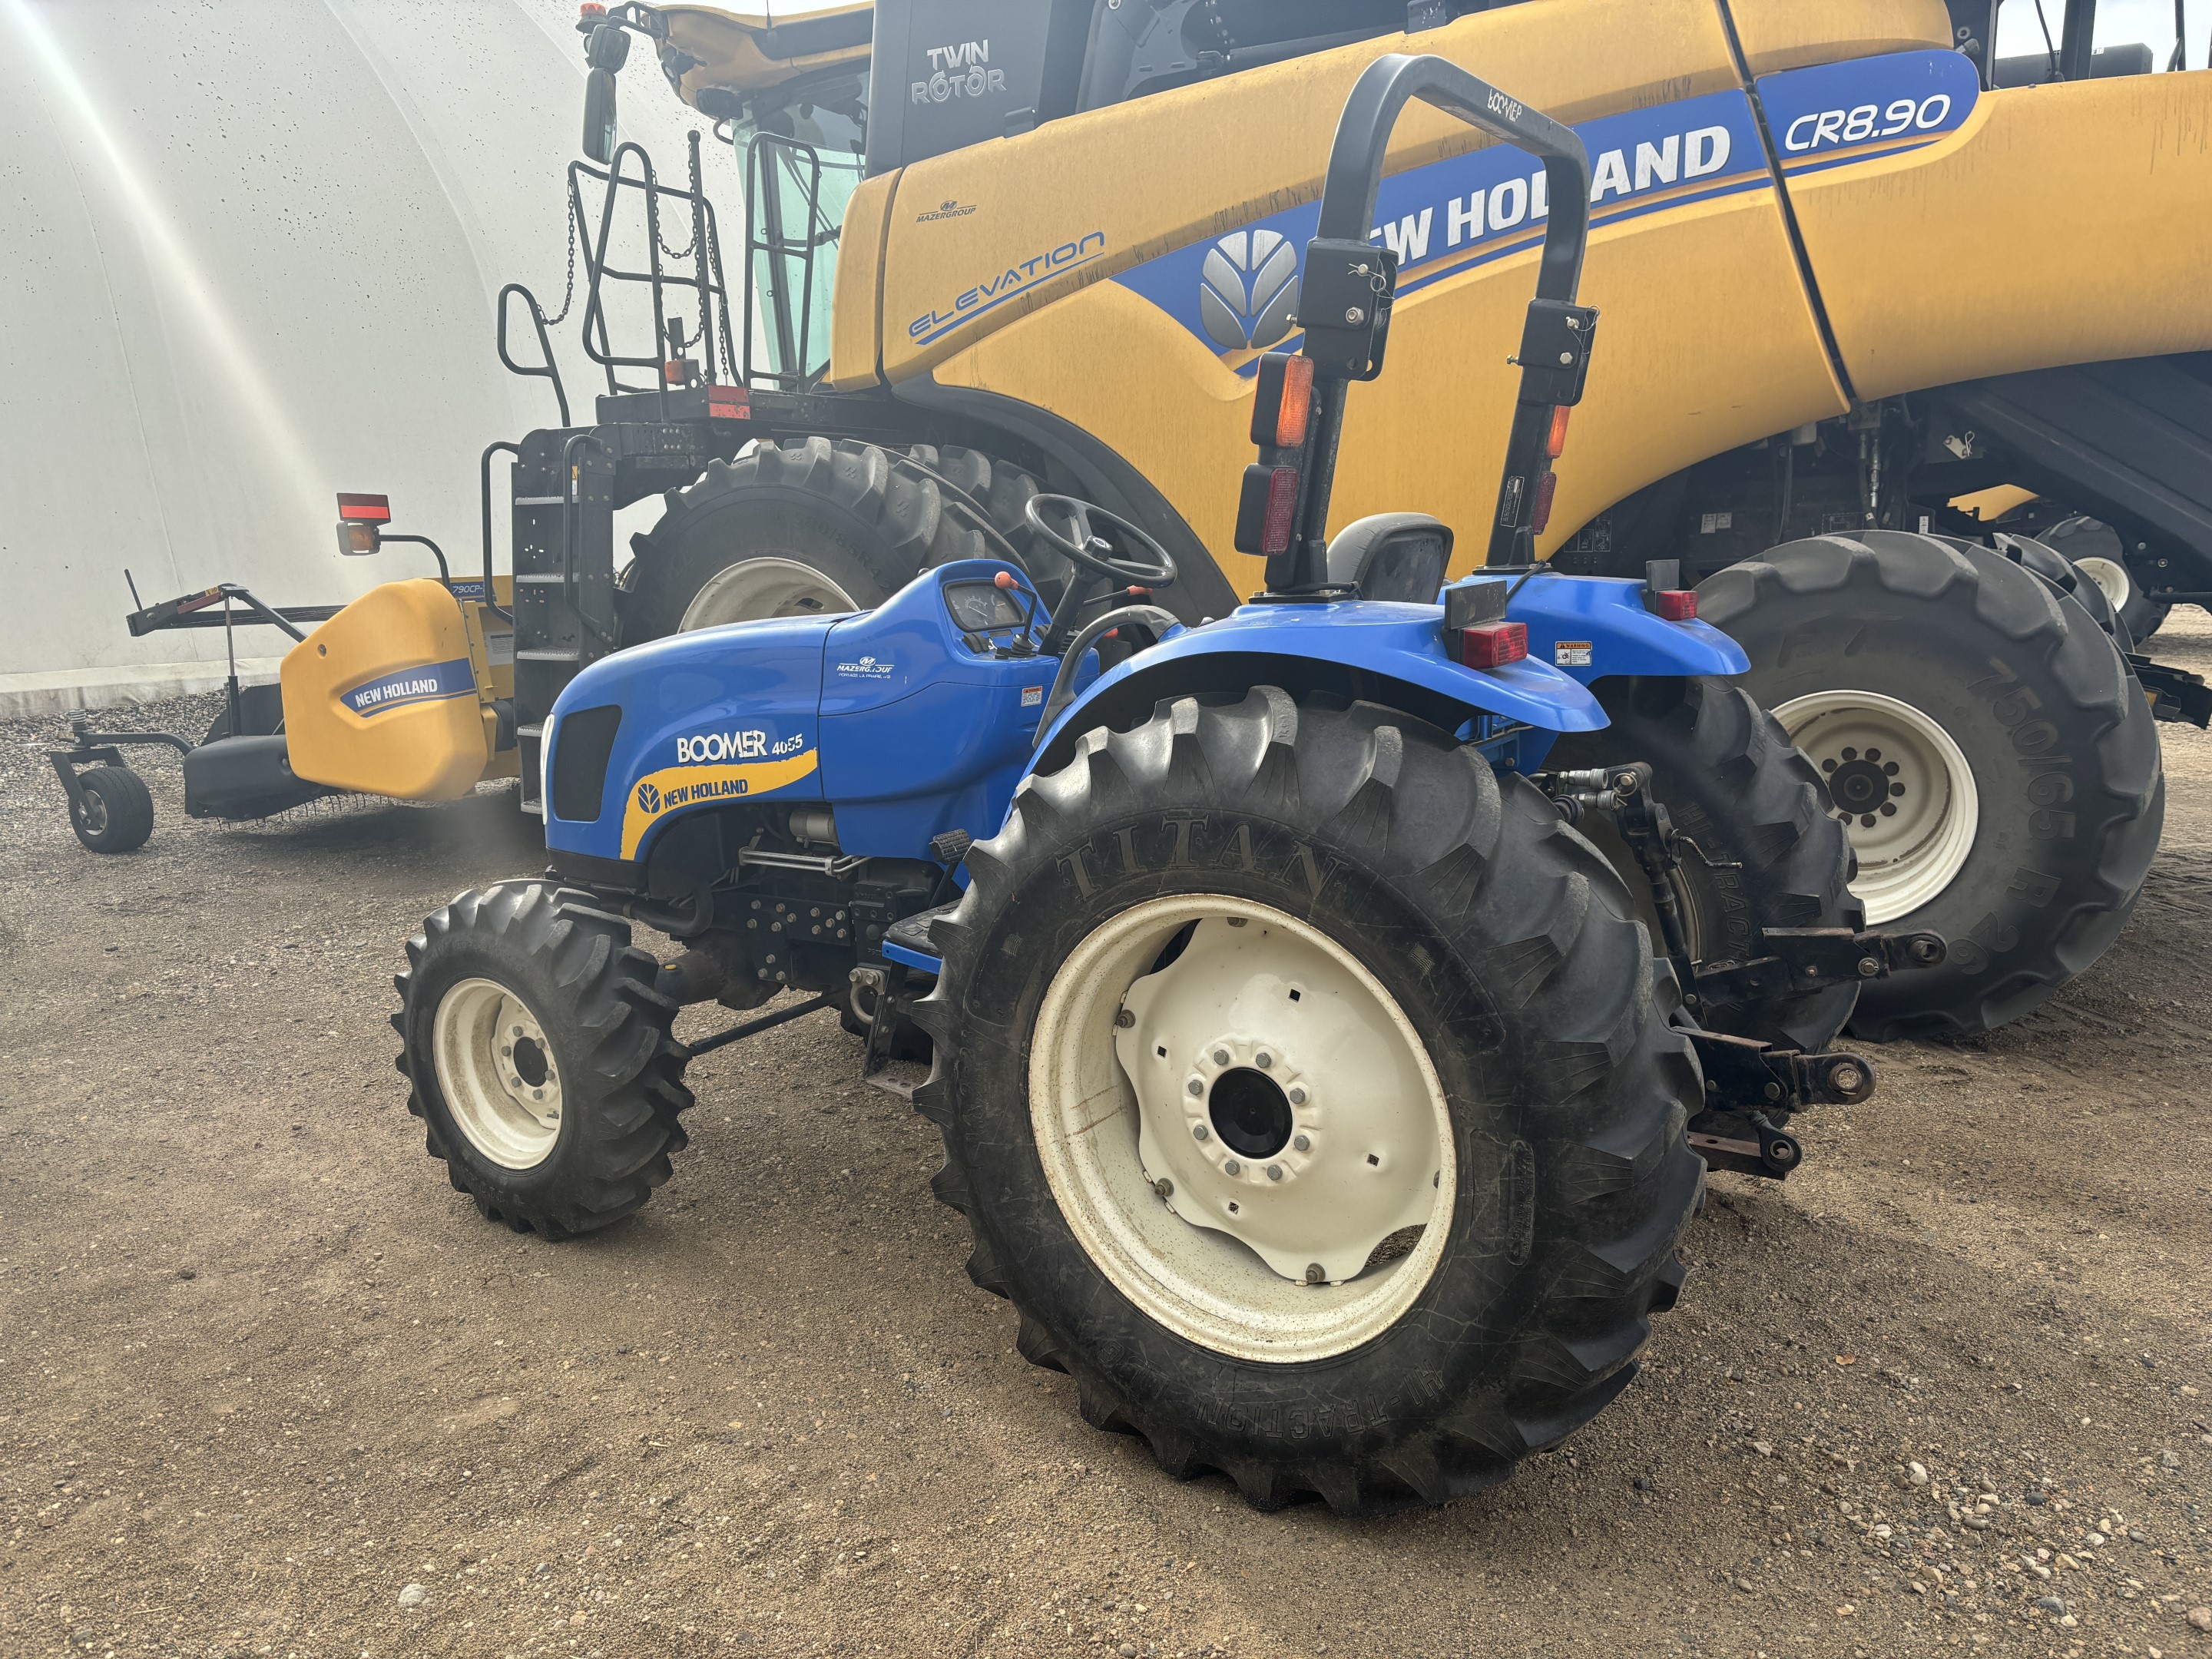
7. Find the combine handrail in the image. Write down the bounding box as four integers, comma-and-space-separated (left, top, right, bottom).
496, 283, 571, 427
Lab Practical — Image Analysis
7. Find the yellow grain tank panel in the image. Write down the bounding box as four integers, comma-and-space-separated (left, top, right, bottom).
1724, 0, 1952, 78
280, 580, 491, 800
935, 168, 1844, 588
876, 0, 1744, 383
826, 167, 898, 389
1789, 72, 2212, 401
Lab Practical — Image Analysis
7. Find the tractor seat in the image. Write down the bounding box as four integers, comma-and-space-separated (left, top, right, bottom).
1323, 513, 1454, 603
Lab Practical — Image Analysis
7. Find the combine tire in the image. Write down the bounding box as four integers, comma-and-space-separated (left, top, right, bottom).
1547, 676, 1861, 1052
392, 882, 694, 1238
2040, 515, 2168, 644
913, 688, 1702, 1515
1701, 531, 2163, 1041
67, 763, 154, 853
621, 437, 1046, 640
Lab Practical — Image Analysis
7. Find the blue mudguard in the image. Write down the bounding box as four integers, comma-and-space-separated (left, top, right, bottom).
1495, 572, 1748, 686
1033, 598, 1607, 760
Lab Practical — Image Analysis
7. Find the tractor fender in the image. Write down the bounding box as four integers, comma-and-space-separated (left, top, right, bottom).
1496, 573, 1749, 687
1033, 599, 1604, 773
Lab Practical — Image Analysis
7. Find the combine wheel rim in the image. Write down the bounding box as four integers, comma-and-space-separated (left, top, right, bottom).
1029, 893, 1454, 1364
677, 556, 859, 629
432, 977, 565, 1171
1772, 688, 1978, 926
2070, 554, 2132, 617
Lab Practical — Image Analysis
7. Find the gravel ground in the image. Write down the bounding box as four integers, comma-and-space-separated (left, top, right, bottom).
2, 631, 2209, 1659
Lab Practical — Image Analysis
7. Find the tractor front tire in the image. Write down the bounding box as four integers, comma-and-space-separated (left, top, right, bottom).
621, 437, 1045, 641
914, 688, 1703, 1515
392, 882, 694, 1238
1548, 676, 1861, 1052
1701, 531, 2163, 1041
68, 763, 155, 853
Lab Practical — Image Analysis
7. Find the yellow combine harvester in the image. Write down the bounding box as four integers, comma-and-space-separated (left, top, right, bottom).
490, 0, 2210, 1041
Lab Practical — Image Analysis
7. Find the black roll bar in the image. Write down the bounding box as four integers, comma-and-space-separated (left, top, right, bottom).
1313, 55, 1590, 302
1270, 55, 1597, 591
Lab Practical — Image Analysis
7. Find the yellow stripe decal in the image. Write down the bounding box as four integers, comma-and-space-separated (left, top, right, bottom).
620, 750, 820, 860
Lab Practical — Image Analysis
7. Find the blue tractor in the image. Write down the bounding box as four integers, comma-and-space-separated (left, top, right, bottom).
393, 56, 1938, 1513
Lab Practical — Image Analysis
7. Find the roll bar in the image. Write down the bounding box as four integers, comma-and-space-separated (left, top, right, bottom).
1313, 54, 1590, 302
1260, 55, 1598, 591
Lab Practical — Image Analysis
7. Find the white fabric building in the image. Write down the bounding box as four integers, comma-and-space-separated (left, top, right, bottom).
2, 0, 713, 710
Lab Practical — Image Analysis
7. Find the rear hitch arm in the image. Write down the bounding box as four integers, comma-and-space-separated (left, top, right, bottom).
1695, 926, 1947, 1010
1681, 1026, 1876, 1181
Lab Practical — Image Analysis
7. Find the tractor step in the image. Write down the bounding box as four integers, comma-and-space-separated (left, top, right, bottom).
882, 903, 954, 972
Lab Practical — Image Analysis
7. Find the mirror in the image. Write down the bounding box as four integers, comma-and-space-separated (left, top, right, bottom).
335, 522, 381, 557
583, 66, 618, 163
584, 22, 631, 73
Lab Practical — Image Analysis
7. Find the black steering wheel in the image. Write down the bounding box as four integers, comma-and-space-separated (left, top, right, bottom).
1024, 495, 1177, 590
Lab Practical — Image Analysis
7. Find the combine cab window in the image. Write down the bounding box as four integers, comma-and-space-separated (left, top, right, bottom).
733, 68, 869, 387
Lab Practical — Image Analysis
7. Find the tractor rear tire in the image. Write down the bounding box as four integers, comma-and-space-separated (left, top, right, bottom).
1546, 676, 1862, 1052
621, 437, 1045, 641
68, 763, 154, 853
1700, 531, 2163, 1042
912, 688, 1702, 1515
392, 882, 694, 1238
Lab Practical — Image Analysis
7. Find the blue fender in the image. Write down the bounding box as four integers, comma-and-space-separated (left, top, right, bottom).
1035, 597, 1606, 758
1495, 573, 1748, 685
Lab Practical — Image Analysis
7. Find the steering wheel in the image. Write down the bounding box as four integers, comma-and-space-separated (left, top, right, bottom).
1024, 495, 1177, 590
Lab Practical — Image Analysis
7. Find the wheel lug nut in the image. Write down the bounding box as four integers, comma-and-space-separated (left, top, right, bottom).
532, 1089, 544, 1100
1255, 1051, 1272, 1068
1293, 1134, 1311, 1152
1212, 1049, 1230, 1066
1266, 1164, 1283, 1182
1192, 1123, 1210, 1142
1223, 1159, 1241, 1176
1304, 1263, 1326, 1286
501, 1045, 512, 1058
1288, 1087, 1307, 1106
1187, 1078, 1204, 1098
1114, 1008, 1134, 1028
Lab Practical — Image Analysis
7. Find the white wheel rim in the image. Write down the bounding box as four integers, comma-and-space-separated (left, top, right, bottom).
1773, 690, 1979, 926
1028, 896, 1455, 1364
432, 977, 565, 1170
2072, 555, 2131, 614
78, 790, 109, 834
678, 556, 859, 630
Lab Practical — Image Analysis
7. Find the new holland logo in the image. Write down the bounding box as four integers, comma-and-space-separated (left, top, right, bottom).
1199, 229, 1300, 353
635, 780, 661, 814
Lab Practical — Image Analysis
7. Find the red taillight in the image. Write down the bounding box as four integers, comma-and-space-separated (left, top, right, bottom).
1271, 355, 1314, 447
1529, 469, 1559, 535
1545, 404, 1571, 459
1250, 352, 1316, 449
1652, 590, 1698, 621
1452, 620, 1528, 669
1260, 465, 1300, 555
